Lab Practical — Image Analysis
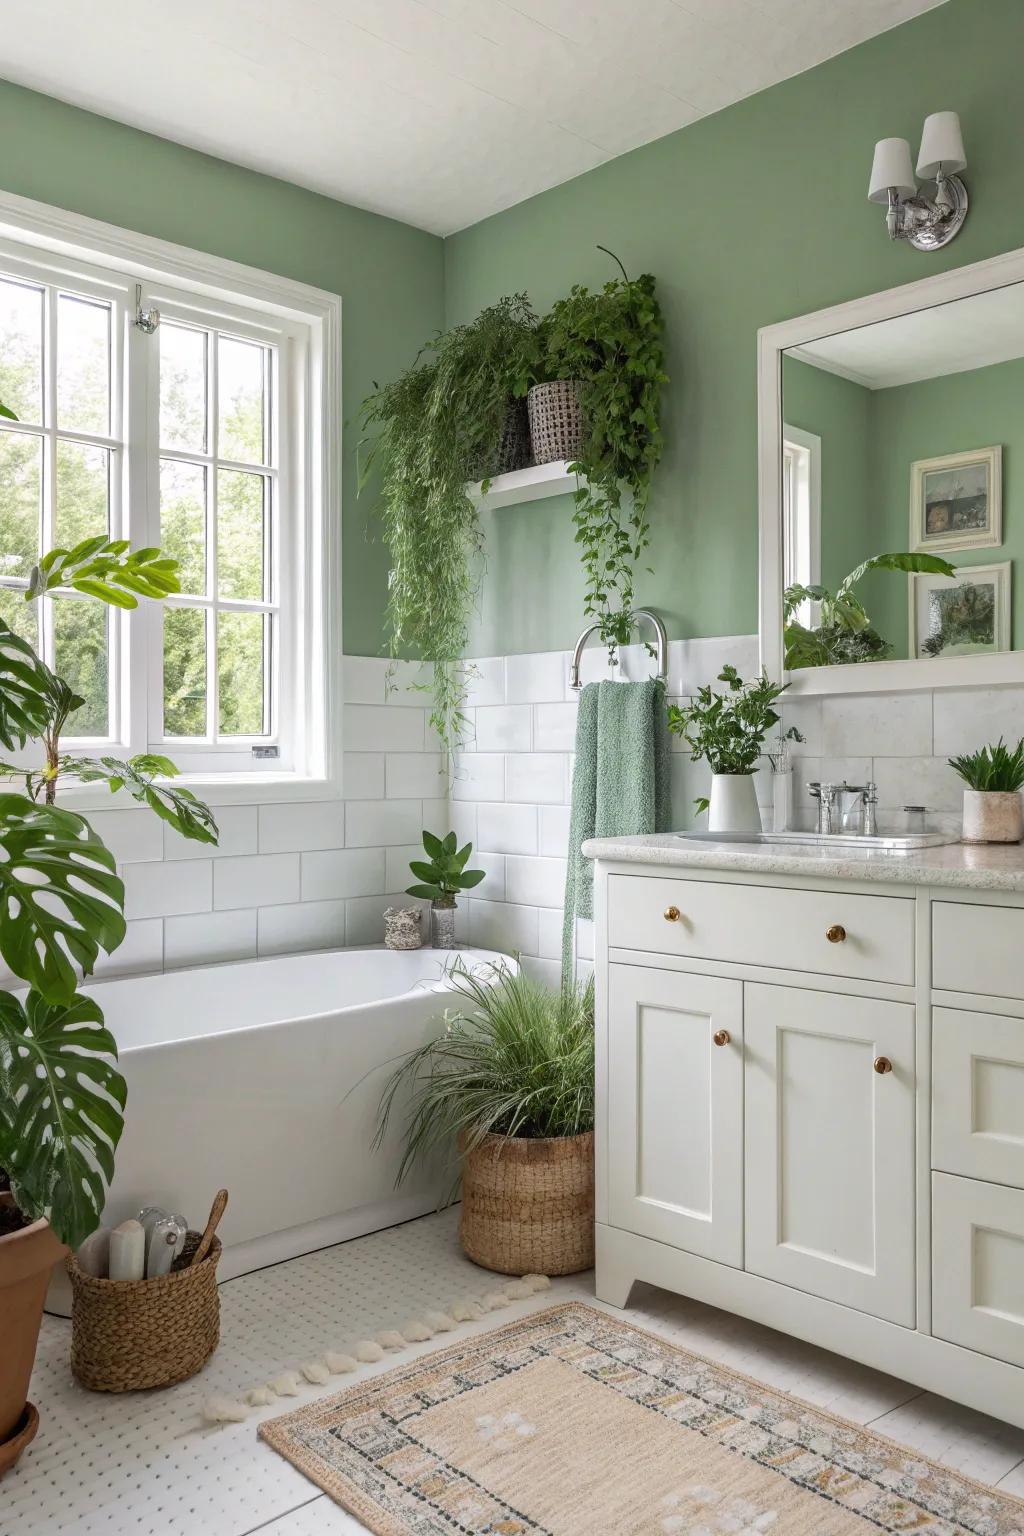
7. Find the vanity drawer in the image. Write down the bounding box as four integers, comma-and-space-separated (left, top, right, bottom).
607, 875, 914, 984
933, 1007, 1024, 1188
933, 1172, 1024, 1370
933, 902, 1024, 998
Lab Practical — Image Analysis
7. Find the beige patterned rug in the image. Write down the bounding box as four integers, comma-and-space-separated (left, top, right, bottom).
259, 1302, 1024, 1535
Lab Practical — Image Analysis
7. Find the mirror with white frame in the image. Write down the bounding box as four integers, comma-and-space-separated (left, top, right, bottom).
759, 251, 1024, 693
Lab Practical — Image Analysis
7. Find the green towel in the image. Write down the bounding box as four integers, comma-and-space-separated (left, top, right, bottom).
562, 678, 671, 981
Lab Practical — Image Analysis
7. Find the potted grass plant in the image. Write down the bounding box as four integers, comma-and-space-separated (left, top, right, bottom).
949, 738, 1024, 844
0, 438, 217, 1471
376, 963, 595, 1276
667, 665, 799, 834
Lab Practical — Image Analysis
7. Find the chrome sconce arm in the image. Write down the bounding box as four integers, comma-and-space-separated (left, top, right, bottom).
568, 608, 668, 691
869, 112, 968, 253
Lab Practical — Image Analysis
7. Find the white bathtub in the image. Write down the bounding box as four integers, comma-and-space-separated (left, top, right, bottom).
47, 946, 510, 1312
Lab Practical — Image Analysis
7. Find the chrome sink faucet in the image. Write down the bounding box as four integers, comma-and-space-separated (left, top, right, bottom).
807, 780, 878, 836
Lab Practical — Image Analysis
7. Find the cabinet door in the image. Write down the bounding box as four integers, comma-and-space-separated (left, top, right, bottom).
744, 982, 915, 1325
933, 1007, 1024, 1187
608, 964, 743, 1266
933, 1172, 1024, 1369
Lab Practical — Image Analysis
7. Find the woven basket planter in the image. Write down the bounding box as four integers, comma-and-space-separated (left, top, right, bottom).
67, 1231, 221, 1392
527, 380, 584, 465
459, 1131, 594, 1276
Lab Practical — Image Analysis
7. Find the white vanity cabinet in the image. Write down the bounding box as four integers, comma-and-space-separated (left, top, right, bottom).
591, 849, 1024, 1431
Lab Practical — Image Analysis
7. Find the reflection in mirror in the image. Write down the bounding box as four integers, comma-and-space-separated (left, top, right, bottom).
781, 282, 1024, 671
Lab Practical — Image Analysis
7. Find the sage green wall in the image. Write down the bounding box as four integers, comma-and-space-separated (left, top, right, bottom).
871, 356, 1024, 657
781, 357, 871, 596
0, 78, 445, 657
444, 0, 1024, 657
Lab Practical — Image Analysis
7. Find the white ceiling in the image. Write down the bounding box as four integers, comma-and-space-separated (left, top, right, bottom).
790, 283, 1024, 390
1, 0, 947, 236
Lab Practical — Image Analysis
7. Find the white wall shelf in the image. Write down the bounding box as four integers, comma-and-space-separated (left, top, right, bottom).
467, 459, 576, 508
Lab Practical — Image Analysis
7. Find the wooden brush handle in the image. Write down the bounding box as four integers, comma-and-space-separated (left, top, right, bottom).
192, 1188, 228, 1267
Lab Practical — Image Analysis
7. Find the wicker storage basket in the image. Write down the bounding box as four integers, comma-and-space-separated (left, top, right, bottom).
459, 1131, 594, 1276
67, 1231, 221, 1392
527, 380, 584, 465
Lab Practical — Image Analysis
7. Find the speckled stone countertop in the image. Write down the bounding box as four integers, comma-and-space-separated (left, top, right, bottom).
581, 833, 1024, 893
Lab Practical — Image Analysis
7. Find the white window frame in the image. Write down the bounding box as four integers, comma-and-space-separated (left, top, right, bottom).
0, 189, 341, 805
782, 423, 821, 629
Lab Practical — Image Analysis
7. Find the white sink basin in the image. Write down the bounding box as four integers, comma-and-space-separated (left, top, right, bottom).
675, 830, 958, 850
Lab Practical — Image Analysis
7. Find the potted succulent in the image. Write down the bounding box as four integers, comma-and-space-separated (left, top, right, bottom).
949, 738, 1024, 844
668, 665, 799, 834
376, 963, 595, 1275
0, 503, 216, 1471
406, 830, 484, 948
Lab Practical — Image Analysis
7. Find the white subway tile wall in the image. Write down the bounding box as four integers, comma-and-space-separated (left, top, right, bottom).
9, 644, 1013, 988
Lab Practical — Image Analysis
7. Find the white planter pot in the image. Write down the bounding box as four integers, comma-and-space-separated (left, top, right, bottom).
708, 773, 762, 835
961, 790, 1024, 844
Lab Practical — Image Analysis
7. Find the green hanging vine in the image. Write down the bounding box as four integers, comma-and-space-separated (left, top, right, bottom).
360, 295, 537, 755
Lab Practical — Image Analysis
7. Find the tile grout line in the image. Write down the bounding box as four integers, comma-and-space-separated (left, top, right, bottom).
862, 1387, 926, 1426
240, 1494, 326, 1536
995, 1457, 1024, 1488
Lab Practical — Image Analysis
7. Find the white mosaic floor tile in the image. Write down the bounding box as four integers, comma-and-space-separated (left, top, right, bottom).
9, 1208, 1023, 1534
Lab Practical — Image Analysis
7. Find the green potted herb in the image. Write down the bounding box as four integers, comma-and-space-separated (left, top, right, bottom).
376, 963, 595, 1275
406, 830, 484, 948
360, 295, 538, 757
0, 489, 216, 1469
949, 738, 1024, 844
517, 249, 667, 658
668, 665, 799, 834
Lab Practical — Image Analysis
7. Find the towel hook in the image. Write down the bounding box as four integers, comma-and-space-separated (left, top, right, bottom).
568, 608, 668, 691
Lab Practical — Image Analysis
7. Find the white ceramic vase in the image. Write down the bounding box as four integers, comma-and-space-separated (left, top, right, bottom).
708, 773, 762, 835
961, 790, 1024, 844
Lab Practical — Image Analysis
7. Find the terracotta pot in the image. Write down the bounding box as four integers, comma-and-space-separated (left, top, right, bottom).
459, 1131, 594, 1276
962, 790, 1024, 844
0, 1195, 67, 1477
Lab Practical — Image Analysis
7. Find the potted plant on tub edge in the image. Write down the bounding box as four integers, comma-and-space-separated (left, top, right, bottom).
0, 506, 217, 1473
406, 830, 485, 948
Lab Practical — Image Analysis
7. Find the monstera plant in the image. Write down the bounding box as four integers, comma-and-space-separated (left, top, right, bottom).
783, 551, 956, 669
0, 528, 218, 1250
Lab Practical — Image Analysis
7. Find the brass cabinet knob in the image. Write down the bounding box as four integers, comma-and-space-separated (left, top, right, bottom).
826, 924, 847, 944
713, 1029, 731, 1047
664, 905, 681, 922
873, 1056, 893, 1075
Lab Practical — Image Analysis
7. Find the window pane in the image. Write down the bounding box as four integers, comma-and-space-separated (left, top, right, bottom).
56, 441, 109, 550
57, 294, 110, 435
0, 585, 38, 649
218, 336, 266, 464
218, 610, 267, 736
0, 431, 41, 580
217, 469, 267, 600
53, 597, 109, 738
0, 278, 43, 423
160, 459, 206, 596
160, 324, 207, 452
163, 607, 206, 737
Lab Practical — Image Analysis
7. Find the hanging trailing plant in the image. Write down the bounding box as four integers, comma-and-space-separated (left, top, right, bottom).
519, 249, 667, 656
360, 295, 537, 755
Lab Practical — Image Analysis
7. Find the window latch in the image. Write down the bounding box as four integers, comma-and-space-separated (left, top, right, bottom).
252, 745, 280, 760
133, 283, 160, 334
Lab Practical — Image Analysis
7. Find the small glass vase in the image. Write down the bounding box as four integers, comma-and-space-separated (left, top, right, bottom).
430, 900, 457, 949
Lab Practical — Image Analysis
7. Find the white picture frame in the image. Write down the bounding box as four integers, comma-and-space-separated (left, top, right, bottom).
910, 445, 1002, 553
910, 561, 1011, 659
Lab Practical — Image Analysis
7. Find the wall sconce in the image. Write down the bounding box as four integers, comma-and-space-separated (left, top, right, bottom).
868, 111, 968, 252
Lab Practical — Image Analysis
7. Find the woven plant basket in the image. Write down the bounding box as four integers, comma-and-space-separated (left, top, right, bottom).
527, 380, 584, 465
459, 1131, 594, 1276
67, 1231, 221, 1392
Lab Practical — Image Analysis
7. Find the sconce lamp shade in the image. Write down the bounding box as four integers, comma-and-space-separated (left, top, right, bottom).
868, 137, 916, 203
917, 111, 966, 178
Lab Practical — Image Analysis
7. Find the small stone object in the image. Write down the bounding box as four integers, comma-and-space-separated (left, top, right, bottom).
384, 906, 423, 951
201, 1395, 249, 1424
425, 1311, 456, 1333
325, 1351, 358, 1374
301, 1360, 330, 1384
356, 1340, 385, 1363
246, 1386, 275, 1407
270, 1371, 301, 1397
522, 1274, 551, 1292
401, 1318, 434, 1342
375, 1329, 407, 1352
450, 1299, 483, 1323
